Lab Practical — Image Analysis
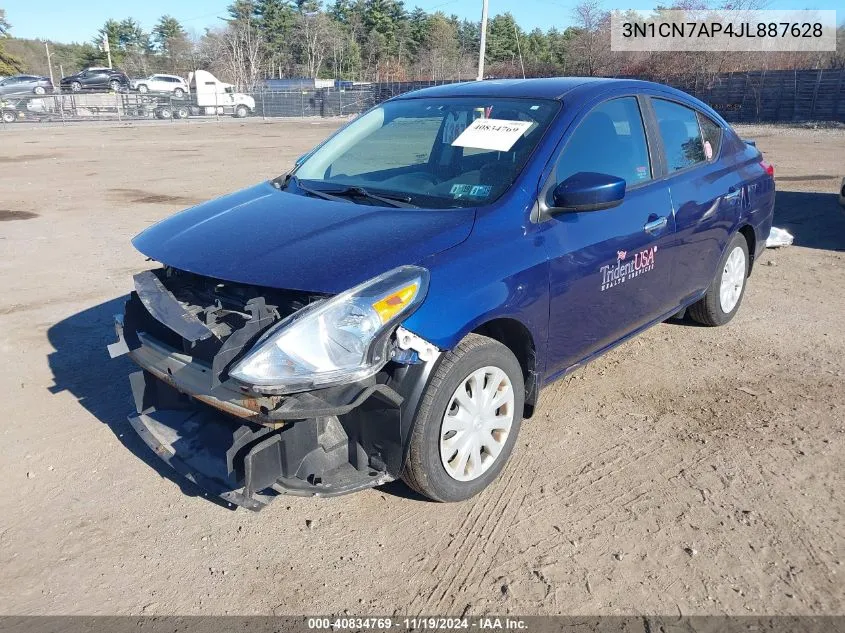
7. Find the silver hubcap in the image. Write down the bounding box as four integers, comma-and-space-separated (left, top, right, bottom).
720, 246, 746, 313
439, 366, 515, 482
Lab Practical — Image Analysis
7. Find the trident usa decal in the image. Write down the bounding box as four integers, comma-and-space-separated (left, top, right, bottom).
600, 245, 657, 291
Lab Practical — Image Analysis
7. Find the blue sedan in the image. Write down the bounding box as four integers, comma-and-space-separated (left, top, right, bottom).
112, 77, 775, 507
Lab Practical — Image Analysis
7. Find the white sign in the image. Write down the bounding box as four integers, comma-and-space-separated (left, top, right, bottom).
452, 118, 533, 152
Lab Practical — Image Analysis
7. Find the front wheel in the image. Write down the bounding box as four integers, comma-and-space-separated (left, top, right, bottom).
401, 333, 524, 502
689, 232, 749, 326
173, 87, 185, 98
137, 84, 148, 93
234, 105, 249, 118
108, 80, 120, 92
2, 110, 16, 124
70, 81, 82, 92
33, 86, 46, 95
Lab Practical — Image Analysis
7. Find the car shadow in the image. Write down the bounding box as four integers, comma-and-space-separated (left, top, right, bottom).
46, 297, 234, 510
773, 190, 844, 252
376, 479, 432, 502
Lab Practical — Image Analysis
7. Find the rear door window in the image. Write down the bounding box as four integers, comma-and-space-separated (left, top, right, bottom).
556, 96, 653, 186
652, 99, 706, 172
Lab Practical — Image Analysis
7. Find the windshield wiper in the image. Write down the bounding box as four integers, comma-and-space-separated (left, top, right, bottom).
325, 186, 418, 209
283, 175, 353, 204
282, 176, 418, 208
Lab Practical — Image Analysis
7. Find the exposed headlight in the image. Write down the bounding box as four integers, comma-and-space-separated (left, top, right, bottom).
228, 266, 429, 393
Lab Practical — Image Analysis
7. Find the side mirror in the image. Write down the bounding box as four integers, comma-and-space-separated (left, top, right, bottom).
551, 172, 626, 213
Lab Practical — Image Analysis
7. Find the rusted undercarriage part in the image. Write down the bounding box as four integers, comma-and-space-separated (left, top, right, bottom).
112, 267, 439, 510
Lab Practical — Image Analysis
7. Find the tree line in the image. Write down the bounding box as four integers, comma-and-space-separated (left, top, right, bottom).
2, 2, 844, 88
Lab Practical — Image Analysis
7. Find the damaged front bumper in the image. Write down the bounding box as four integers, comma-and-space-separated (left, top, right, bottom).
110, 270, 439, 511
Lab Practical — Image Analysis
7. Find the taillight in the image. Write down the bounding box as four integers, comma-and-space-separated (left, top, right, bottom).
760, 159, 774, 178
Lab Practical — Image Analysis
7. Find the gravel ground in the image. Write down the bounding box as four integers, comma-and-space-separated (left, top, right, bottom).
0, 119, 843, 616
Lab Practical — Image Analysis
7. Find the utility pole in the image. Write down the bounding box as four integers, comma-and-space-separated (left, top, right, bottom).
103, 37, 112, 69
45, 41, 55, 86
476, 0, 489, 81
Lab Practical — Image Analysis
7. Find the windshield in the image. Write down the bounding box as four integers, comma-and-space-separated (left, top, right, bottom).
292, 97, 560, 209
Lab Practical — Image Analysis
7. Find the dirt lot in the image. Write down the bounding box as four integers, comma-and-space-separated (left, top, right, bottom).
0, 119, 843, 616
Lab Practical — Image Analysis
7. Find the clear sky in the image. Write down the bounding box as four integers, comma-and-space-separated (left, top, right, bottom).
3, 0, 841, 43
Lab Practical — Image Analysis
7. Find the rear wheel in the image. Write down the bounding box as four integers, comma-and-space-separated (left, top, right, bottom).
689, 232, 749, 326
156, 106, 173, 120
173, 106, 189, 119
401, 333, 524, 502
173, 87, 185, 98
137, 84, 148, 94
2, 110, 16, 124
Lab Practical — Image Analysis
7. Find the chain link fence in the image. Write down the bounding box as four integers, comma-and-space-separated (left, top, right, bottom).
2, 70, 843, 126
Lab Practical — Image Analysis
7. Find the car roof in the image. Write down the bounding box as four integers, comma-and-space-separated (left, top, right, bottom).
392, 76, 722, 123
393, 77, 692, 103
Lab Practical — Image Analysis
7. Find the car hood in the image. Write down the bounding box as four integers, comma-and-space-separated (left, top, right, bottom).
132, 181, 476, 294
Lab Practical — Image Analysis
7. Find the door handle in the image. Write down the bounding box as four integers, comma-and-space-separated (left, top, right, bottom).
724, 188, 741, 201
643, 216, 668, 233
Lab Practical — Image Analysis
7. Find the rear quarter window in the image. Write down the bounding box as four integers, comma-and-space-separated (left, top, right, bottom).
697, 113, 723, 161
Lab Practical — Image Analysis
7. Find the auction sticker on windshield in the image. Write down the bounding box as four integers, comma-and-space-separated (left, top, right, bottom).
452, 118, 534, 152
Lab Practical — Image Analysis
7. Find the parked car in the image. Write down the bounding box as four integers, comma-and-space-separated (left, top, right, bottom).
131, 74, 189, 97
110, 77, 775, 509
60, 67, 130, 93
0, 74, 53, 96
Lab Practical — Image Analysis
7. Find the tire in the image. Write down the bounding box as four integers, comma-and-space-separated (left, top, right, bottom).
234, 105, 249, 118
689, 232, 750, 326
173, 88, 185, 98
137, 84, 148, 94
156, 107, 172, 120
70, 81, 81, 93
2, 110, 15, 124
401, 333, 524, 502
34, 86, 46, 95
108, 80, 120, 92
174, 106, 189, 119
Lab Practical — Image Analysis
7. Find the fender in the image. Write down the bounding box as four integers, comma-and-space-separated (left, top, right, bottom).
401, 200, 552, 380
